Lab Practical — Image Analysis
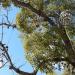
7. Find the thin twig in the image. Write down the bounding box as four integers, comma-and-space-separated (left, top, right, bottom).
0, 61, 8, 69
0, 42, 37, 75
0, 23, 17, 29
1, 17, 4, 42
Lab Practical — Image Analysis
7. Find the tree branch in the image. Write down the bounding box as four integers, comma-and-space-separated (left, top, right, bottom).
0, 23, 16, 29
9, 66, 37, 75
11, 0, 56, 26
58, 24, 75, 62
0, 42, 37, 75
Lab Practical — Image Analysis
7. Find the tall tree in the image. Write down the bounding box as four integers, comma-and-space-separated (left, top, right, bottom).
0, 0, 75, 75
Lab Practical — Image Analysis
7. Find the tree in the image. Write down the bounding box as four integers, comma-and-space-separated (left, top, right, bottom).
0, 0, 75, 75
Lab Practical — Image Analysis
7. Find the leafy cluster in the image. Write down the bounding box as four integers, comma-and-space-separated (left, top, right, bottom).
16, 8, 35, 33
0, 0, 72, 74
15, 0, 75, 74
24, 31, 66, 72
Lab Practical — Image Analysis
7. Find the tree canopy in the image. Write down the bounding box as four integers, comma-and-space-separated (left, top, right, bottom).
0, 0, 75, 75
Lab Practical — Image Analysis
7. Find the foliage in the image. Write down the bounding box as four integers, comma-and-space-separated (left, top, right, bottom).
47, 71, 56, 75
0, 0, 75, 75
15, 0, 75, 74
62, 64, 73, 75
16, 9, 35, 33
0, 0, 11, 7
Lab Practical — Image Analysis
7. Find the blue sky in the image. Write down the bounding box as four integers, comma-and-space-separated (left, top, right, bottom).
0, 5, 63, 75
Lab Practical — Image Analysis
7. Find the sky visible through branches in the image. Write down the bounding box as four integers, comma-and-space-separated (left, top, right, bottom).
0, 5, 63, 75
